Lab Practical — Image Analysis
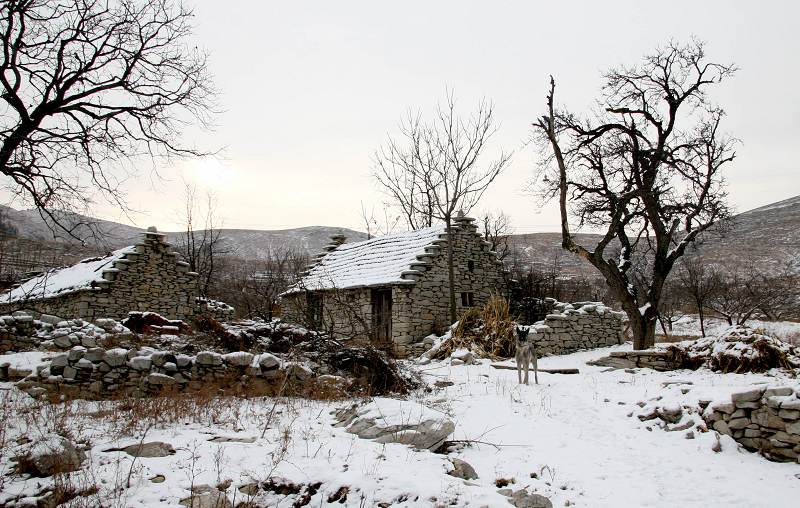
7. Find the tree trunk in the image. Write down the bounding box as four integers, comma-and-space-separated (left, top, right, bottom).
698, 305, 706, 337
618, 296, 657, 350
445, 216, 457, 324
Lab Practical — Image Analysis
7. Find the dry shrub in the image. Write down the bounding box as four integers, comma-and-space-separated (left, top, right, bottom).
434, 296, 517, 360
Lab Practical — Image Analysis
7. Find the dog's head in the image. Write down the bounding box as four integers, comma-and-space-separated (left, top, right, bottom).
515, 325, 530, 342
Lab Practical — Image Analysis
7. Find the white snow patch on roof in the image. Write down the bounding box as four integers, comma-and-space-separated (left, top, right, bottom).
288, 225, 447, 292
0, 246, 137, 303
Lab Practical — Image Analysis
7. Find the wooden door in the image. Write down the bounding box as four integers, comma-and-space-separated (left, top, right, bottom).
371, 288, 392, 345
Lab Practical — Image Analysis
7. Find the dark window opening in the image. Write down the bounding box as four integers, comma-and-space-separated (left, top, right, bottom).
460, 291, 475, 307
468, 260, 475, 272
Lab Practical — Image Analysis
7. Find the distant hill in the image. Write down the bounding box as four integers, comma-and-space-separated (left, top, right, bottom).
0, 205, 367, 258
684, 195, 800, 274
505, 195, 800, 278
1, 194, 798, 272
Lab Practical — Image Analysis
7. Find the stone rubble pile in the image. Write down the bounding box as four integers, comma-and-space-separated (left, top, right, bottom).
589, 326, 800, 373
0, 312, 131, 353
703, 385, 800, 462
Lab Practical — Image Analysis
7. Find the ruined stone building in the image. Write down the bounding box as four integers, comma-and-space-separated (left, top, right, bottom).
0, 228, 231, 321
280, 215, 507, 356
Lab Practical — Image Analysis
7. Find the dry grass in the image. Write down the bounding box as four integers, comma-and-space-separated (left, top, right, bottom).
434, 296, 517, 360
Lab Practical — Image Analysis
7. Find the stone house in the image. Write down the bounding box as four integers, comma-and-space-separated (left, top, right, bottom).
0, 228, 230, 321
280, 215, 507, 356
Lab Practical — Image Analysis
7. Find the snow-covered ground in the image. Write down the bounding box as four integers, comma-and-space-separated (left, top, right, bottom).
1, 344, 798, 507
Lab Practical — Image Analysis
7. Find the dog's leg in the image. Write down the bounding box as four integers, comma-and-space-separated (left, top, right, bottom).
516, 353, 522, 384
523, 353, 529, 385
532, 344, 539, 385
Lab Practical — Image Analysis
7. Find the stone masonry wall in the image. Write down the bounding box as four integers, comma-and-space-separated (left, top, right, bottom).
703, 385, 800, 463
0, 230, 199, 321
4, 345, 330, 401
392, 216, 507, 357
527, 301, 626, 356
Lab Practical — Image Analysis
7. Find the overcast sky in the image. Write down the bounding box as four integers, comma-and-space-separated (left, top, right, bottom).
87, 0, 800, 233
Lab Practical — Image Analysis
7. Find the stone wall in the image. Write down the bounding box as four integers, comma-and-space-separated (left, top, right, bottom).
528, 301, 626, 356
5, 344, 332, 401
392, 216, 507, 357
0, 230, 199, 321
281, 216, 507, 357
703, 385, 800, 463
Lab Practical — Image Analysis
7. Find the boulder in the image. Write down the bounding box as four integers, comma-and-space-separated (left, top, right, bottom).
15, 436, 85, 476
448, 458, 478, 480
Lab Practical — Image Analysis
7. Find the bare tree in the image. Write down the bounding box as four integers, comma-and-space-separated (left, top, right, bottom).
677, 256, 720, 337
180, 183, 227, 296
359, 201, 400, 240
534, 40, 736, 349
481, 211, 511, 261
373, 92, 512, 322
0, 0, 215, 237
212, 246, 307, 320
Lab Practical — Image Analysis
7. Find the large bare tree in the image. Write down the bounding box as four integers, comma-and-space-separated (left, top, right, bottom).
180, 183, 227, 296
373, 92, 512, 322
0, 0, 214, 238
534, 40, 736, 349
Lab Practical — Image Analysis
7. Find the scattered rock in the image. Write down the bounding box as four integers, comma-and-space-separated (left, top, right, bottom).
207, 435, 256, 443
150, 474, 166, 483
509, 489, 553, 508
656, 406, 683, 424
238, 482, 259, 496
450, 348, 474, 365
447, 458, 478, 480
711, 433, 722, 453
179, 484, 232, 508
15, 436, 85, 477
105, 441, 175, 458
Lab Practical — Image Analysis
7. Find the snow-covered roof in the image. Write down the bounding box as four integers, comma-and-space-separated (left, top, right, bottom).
0, 246, 137, 303
286, 225, 448, 292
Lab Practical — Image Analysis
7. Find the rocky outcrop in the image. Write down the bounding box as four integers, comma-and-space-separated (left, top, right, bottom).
333, 398, 455, 451
702, 385, 800, 463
